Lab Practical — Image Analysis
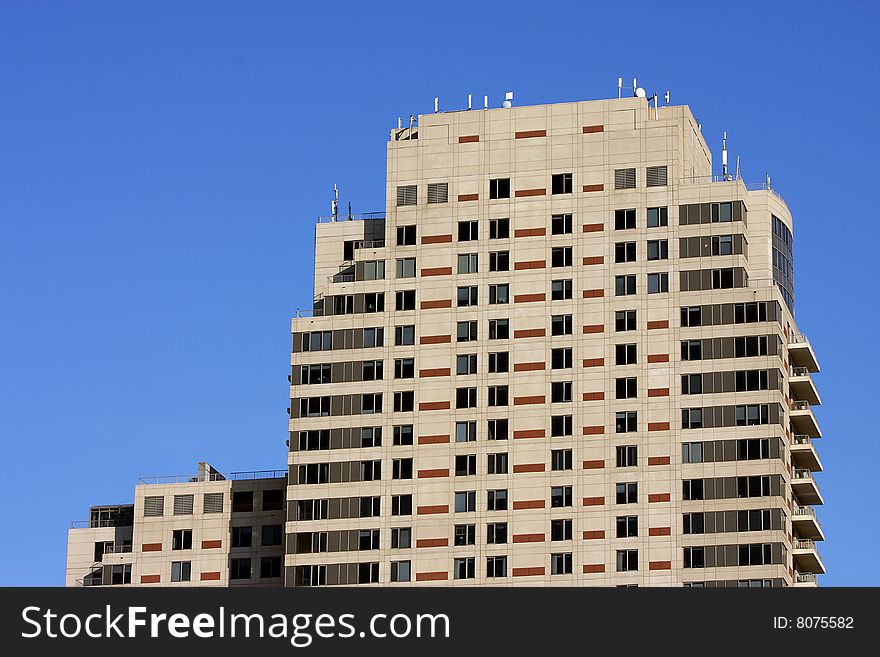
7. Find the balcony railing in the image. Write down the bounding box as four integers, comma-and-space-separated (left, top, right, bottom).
317, 211, 385, 224
789, 332, 810, 345
795, 539, 816, 550
796, 572, 817, 583
791, 366, 811, 377
138, 469, 285, 485
103, 544, 133, 555
793, 469, 814, 480
792, 400, 812, 411
792, 435, 812, 446
794, 506, 816, 518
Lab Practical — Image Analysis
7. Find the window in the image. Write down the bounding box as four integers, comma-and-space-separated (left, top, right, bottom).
738, 509, 772, 532
392, 458, 413, 480
682, 442, 703, 463
360, 460, 381, 481
616, 445, 637, 467
647, 206, 668, 227
647, 240, 668, 260
616, 482, 637, 504
454, 524, 476, 546
173, 495, 194, 516
711, 202, 733, 222
455, 421, 477, 443
616, 343, 636, 365
551, 519, 573, 541
487, 452, 508, 475
615, 310, 636, 331
681, 306, 702, 327
737, 438, 770, 460
735, 404, 770, 426
393, 425, 413, 446
455, 491, 476, 513
457, 320, 477, 342
684, 547, 705, 569
489, 178, 510, 199
391, 494, 412, 516
488, 385, 509, 406
261, 525, 283, 546
734, 335, 769, 358
458, 220, 478, 242
456, 354, 477, 375
551, 381, 572, 403
232, 491, 253, 512
712, 268, 735, 289
394, 358, 414, 379
394, 258, 414, 279
551, 486, 572, 508
456, 387, 477, 409
302, 363, 332, 385
303, 330, 333, 352
357, 563, 379, 584
487, 489, 508, 511
391, 527, 411, 549
615, 241, 636, 263
614, 208, 636, 230
681, 340, 702, 361
298, 429, 329, 451
646, 165, 667, 187
390, 561, 411, 583
615, 275, 636, 296
427, 182, 448, 204
488, 419, 508, 441
487, 522, 508, 544
203, 493, 223, 514
396, 225, 416, 246
551, 552, 573, 575
551, 449, 573, 471
455, 454, 477, 476
551, 347, 572, 369
360, 427, 382, 447
551, 279, 572, 300
359, 497, 380, 518
489, 284, 509, 304
231, 526, 252, 548
489, 250, 509, 271
362, 360, 383, 381
457, 253, 478, 274
486, 556, 507, 578
614, 168, 636, 190
734, 302, 768, 323
551, 414, 573, 437
396, 290, 416, 311
489, 218, 510, 239
737, 475, 771, 498
364, 327, 385, 348
109, 564, 132, 585
260, 556, 282, 579
735, 370, 769, 392
552, 314, 573, 335
616, 550, 638, 572
615, 411, 637, 433
647, 272, 668, 294
144, 496, 164, 517
488, 318, 509, 340
681, 408, 704, 429
488, 351, 509, 373
551, 213, 572, 235
361, 393, 382, 414
616, 516, 638, 538
397, 184, 417, 206
171, 561, 191, 582
738, 544, 773, 567
457, 285, 478, 307
365, 260, 386, 280
683, 512, 705, 534
454, 557, 476, 580
712, 235, 734, 256
615, 377, 637, 399
683, 479, 704, 501
172, 529, 192, 551
552, 173, 573, 194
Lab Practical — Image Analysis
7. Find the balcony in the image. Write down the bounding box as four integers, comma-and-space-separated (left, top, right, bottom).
793, 539, 826, 574
789, 367, 821, 405
790, 400, 822, 438
792, 505, 824, 541
793, 572, 818, 587
788, 334, 820, 373
791, 435, 823, 472
791, 469, 824, 506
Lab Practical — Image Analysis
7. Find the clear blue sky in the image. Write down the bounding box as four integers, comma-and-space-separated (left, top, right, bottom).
1, 1, 876, 586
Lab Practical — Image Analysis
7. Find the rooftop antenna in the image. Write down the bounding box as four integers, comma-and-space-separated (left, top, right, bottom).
766, 171, 771, 190
483, 95, 488, 110
347, 201, 352, 221
503, 91, 514, 108
397, 116, 402, 129
722, 131, 729, 180
618, 77, 622, 99
331, 184, 339, 222
664, 90, 670, 105
632, 77, 637, 94
735, 156, 741, 181
408, 114, 415, 139
467, 94, 472, 110
434, 96, 439, 113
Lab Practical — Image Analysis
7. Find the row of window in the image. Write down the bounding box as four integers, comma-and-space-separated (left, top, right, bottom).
167, 558, 282, 582
142, 490, 283, 517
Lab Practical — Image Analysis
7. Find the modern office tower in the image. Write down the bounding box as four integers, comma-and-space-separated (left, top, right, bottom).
66, 463, 287, 586
287, 94, 824, 587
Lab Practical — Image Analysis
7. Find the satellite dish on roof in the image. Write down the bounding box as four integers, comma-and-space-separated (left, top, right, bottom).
635, 87, 647, 98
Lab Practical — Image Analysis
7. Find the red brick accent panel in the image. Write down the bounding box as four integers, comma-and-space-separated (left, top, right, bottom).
514, 260, 546, 271
648, 456, 671, 466
458, 193, 479, 201
582, 324, 604, 334
420, 368, 450, 378
416, 538, 449, 548
582, 426, 604, 435
200, 572, 221, 581
420, 335, 451, 345
647, 354, 670, 363
582, 496, 604, 506
515, 129, 547, 139
648, 388, 670, 397
458, 135, 480, 143
582, 289, 604, 299
583, 223, 604, 233
515, 362, 545, 372
142, 543, 162, 552
513, 533, 545, 543
421, 299, 452, 310
515, 188, 546, 198
582, 460, 604, 469
582, 184, 604, 192
649, 493, 671, 503
421, 267, 452, 277
513, 500, 545, 510
201, 540, 222, 549
514, 395, 545, 405
417, 505, 449, 515
647, 320, 669, 330
514, 227, 546, 238
422, 234, 452, 245
582, 256, 604, 266
416, 571, 448, 581
649, 561, 672, 571
649, 527, 672, 536
514, 293, 546, 303
583, 358, 604, 367
583, 564, 606, 574
140, 575, 161, 584
419, 401, 450, 411
513, 429, 545, 440
513, 463, 545, 473
418, 469, 449, 479
648, 422, 671, 432
583, 530, 605, 540
514, 328, 545, 338
418, 434, 449, 445
582, 392, 604, 401
512, 567, 546, 577
582, 125, 604, 134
